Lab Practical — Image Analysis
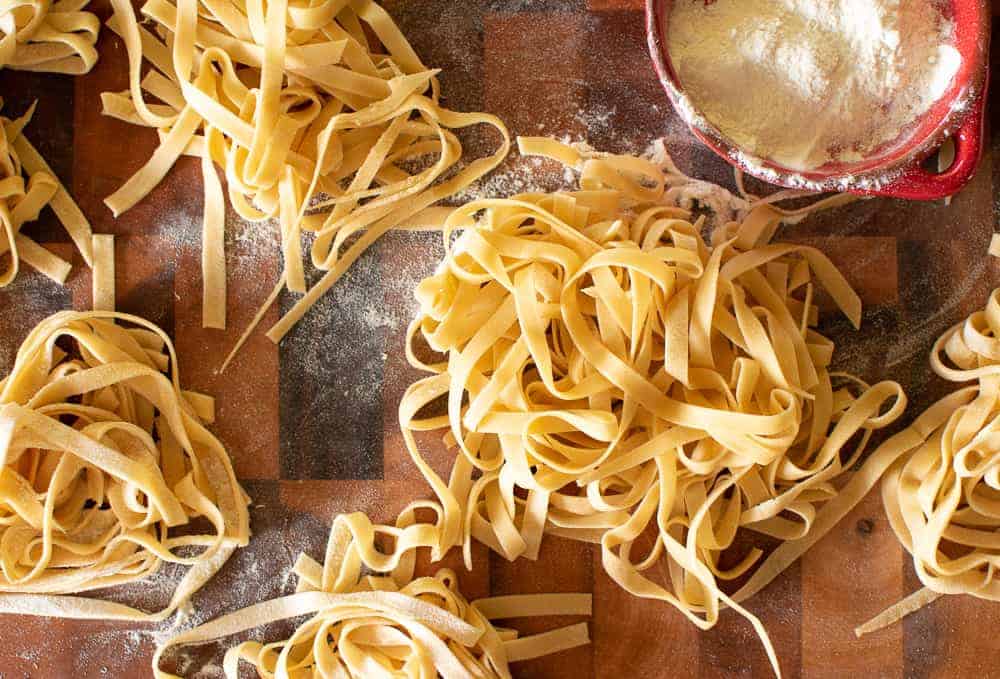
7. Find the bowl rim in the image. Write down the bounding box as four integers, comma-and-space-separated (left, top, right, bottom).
645, 0, 992, 193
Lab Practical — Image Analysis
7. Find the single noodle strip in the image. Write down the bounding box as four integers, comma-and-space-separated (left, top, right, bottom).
91, 234, 115, 311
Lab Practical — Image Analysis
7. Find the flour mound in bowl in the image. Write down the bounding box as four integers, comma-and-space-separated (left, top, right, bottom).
667, 0, 962, 171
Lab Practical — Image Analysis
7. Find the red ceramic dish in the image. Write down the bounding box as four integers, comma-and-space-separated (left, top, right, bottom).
646, 0, 991, 200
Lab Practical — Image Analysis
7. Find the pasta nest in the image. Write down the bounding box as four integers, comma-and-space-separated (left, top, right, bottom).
0, 0, 99, 73
0, 311, 249, 618
391, 140, 907, 672
101, 0, 508, 337
883, 287, 1000, 600
155, 514, 592, 679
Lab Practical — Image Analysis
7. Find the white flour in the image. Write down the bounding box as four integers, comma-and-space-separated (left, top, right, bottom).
668, 0, 961, 170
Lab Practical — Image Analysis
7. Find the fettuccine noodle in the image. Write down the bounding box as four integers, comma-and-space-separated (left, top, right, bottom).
857, 286, 1000, 636
91, 233, 114, 311
154, 513, 592, 678
0, 99, 94, 287
0, 310, 250, 621
101, 0, 508, 346
0, 0, 99, 73
372, 139, 909, 677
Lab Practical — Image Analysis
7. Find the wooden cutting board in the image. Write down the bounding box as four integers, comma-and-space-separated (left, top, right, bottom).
2, 1, 1000, 676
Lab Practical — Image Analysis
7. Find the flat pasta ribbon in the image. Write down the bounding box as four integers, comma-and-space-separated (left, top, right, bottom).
0, 98, 94, 286
0, 310, 250, 621
0, 0, 99, 73
154, 513, 592, 678
101, 0, 509, 346
386, 139, 907, 677
857, 286, 1000, 635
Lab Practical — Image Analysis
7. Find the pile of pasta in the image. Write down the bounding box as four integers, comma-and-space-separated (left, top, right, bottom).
155, 513, 592, 678
0, 98, 94, 287
857, 286, 1000, 635
0, 310, 249, 621
373, 139, 912, 676
0, 0, 99, 73
102, 0, 508, 343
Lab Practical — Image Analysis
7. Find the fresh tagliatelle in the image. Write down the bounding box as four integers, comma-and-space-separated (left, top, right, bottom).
0, 0, 99, 73
0, 310, 250, 621
856, 287, 1000, 636
101, 0, 508, 346
0, 99, 94, 286
154, 513, 592, 678
371, 138, 913, 677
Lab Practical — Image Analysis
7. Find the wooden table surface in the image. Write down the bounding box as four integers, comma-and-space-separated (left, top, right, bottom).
2, 1, 1000, 677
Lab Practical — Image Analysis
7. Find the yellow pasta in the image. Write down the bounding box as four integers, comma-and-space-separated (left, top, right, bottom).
857, 287, 1000, 636
370, 138, 910, 677
0, 310, 250, 621
0, 0, 99, 73
91, 233, 115, 311
0, 99, 94, 287
154, 513, 592, 678
101, 0, 509, 351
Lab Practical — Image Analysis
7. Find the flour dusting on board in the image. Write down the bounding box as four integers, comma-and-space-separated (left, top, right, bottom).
66, 502, 330, 675
0, 272, 70, 373
452, 153, 572, 204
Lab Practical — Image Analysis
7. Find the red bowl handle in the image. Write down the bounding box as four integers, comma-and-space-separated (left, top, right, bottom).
862, 81, 987, 200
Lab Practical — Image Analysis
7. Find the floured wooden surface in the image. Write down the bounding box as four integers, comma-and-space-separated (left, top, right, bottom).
1, 1, 1000, 677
